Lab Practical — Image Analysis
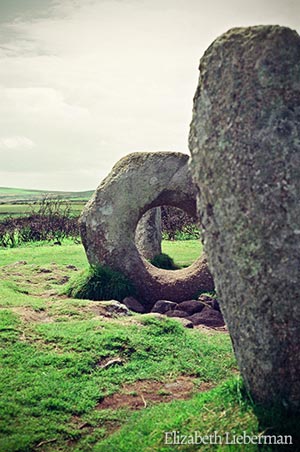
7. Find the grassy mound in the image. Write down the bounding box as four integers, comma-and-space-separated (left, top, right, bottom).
1, 242, 298, 451
65, 264, 136, 301
0, 305, 237, 452
150, 253, 179, 270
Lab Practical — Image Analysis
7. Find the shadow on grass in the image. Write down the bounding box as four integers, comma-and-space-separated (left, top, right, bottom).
252, 406, 300, 451
241, 384, 300, 452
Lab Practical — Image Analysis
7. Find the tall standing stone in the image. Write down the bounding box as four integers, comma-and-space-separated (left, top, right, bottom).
135, 207, 162, 259
189, 26, 300, 410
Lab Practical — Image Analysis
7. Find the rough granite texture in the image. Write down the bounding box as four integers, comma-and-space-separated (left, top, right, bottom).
80, 152, 213, 309
189, 25, 300, 410
135, 207, 162, 259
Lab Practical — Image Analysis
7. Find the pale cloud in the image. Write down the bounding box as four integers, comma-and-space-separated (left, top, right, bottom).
0, 135, 35, 150
0, 0, 299, 190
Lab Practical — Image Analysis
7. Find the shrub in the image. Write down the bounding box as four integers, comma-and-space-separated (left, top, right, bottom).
0, 214, 79, 247
150, 253, 179, 270
65, 265, 136, 301
0, 196, 80, 247
161, 206, 200, 240
192, 289, 218, 299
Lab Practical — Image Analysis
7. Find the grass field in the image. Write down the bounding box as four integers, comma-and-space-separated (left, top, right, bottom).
0, 187, 92, 219
1, 241, 298, 451
0, 202, 86, 218
0, 240, 202, 269
0, 187, 93, 202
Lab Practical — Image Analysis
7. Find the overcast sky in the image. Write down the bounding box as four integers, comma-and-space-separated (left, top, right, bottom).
0, 0, 299, 191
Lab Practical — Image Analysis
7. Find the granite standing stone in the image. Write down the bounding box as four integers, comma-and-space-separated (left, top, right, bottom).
135, 207, 162, 259
80, 152, 214, 309
189, 25, 300, 410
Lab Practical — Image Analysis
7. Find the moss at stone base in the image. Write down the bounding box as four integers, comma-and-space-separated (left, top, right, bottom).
65, 264, 136, 301
150, 253, 179, 270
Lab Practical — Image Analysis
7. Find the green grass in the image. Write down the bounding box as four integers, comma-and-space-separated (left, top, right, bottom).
0, 240, 229, 452
0, 299, 237, 451
1, 241, 298, 452
94, 378, 300, 452
0, 202, 86, 218
162, 240, 202, 267
0, 241, 88, 268
94, 379, 251, 452
0, 187, 92, 218
0, 186, 93, 201
65, 264, 137, 301
0, 240, 201, 269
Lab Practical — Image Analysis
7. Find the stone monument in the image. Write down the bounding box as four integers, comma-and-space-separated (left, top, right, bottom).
135, 208, 162, 260
80, 152, 213, 309
189, 25, 300, 410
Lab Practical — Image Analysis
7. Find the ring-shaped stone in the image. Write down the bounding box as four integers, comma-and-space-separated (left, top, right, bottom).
80, 152, 213, 309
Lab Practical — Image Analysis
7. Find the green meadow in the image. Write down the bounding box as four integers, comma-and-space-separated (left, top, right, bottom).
0, 202, 86, 218
1, 240, 297, 451
0, 189, 298, 451
0, 187, 92, 219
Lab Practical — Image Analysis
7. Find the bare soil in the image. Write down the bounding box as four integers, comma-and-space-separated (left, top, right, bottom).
97, 377, 213, 410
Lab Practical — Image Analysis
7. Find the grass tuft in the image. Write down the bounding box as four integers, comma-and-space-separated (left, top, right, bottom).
64, 264, 136, 301
150, 253, 179, 270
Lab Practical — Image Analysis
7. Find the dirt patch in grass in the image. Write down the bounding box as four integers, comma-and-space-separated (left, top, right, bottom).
65, 378, 216, 449
9, 306, 53, 323
10, 302, 122, 326
195, 324, 228, 334
0, 262, 75, 298
0, 262, 231, 333
97, 377, 213, 410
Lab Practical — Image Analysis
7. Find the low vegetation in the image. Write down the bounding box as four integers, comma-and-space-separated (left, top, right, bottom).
0, 241, 239, 451
161, 206, 200, 240
0, 197, 80, 247
1, 242, 298, 451
1, 191, 298, 451
0, 192, 201, 248
0, 214, 79, 248
150, 252, 179, 270
65, 264, 136, 301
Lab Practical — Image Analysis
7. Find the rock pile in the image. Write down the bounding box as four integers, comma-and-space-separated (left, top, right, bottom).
122, 294, 225, 329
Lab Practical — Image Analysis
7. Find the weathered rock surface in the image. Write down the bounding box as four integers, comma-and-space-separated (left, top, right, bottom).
165, 309, 188, 318
80, 152, 214, 309
151, 300, 177, 314
172, 317, 194, 328
189, 25, 300, 410
122, 296, 146, 313
135, 208, 162, 259
188, 308, 225, 328
99, 300, 132, 316
198, 294, 220, 312
176, 300, 205, 315
150, 296, 224, 327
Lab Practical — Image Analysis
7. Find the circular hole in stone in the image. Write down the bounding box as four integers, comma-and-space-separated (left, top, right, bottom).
135, 206, 203, 270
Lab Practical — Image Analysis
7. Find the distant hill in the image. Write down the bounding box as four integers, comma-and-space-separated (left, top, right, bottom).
0, 187, 94, 204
